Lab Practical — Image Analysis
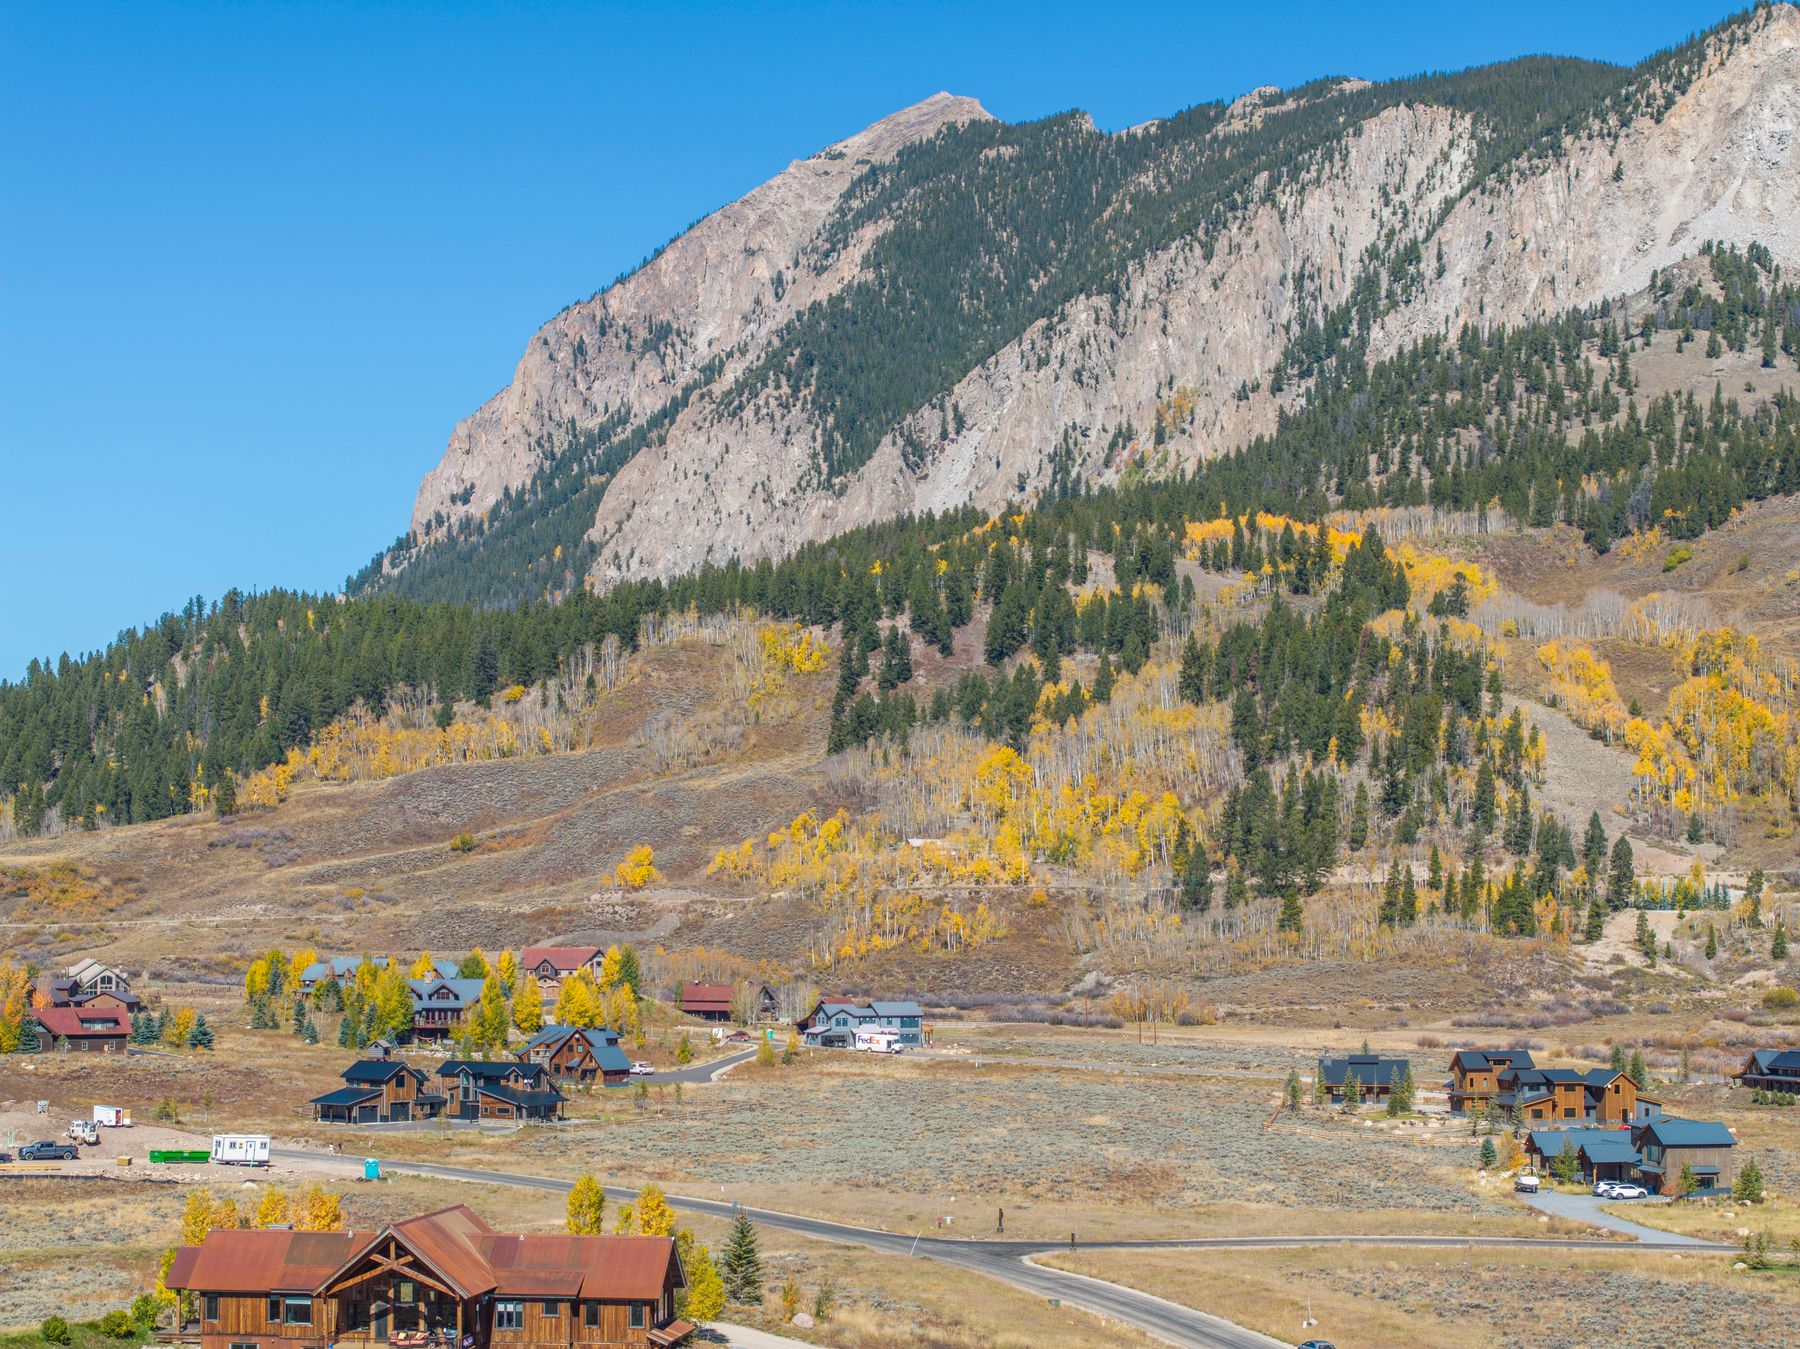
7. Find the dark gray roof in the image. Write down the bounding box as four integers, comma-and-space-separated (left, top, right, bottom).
310, 1086, 380, 1107
341, 1059, 412, 1084
1317, 1054, 1409, 1088
1638, 1118, 1735, 1149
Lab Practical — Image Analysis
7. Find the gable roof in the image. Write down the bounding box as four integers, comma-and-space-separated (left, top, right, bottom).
168, 1205, 680, 1302
869, 1000, 924, 1018
1451, 1048, 1535, 1073
409, 977, 486, 1008
1638, 1118, 1736, 1149
520, 946, 602, 974
341, 1059, 416, 1085
681, 982, 735, 1010
1317, 1054, 1409, 1088
441, 1059, 554, 1086
168, 1227, 365, 1293
1744, 1048, 1800, 1075
32, 1006, 129, 1038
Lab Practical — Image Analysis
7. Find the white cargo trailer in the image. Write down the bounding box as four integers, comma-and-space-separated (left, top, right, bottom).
93, 1105, 131, 1127
211, 1133, 271, 1167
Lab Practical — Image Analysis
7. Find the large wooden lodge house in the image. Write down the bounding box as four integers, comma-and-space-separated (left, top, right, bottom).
159, 1204, 692, 1349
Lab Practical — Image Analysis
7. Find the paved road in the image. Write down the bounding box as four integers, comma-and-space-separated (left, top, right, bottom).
916, 1050, 1295, 1082
271, 1147, 1731, 1347
614, 1048, 757, 1087
1518, 1190, 1717, 1245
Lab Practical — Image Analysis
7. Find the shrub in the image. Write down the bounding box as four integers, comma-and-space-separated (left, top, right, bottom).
98, 1309, 135, 1338
41, 1317, 71, 1346
1762, 987, 1799, 1010
1663, 545, 1693, 573
449, 833, 476, 854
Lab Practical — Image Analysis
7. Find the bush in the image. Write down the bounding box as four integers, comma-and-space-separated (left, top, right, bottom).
449, 833, 476, 853
41, 1317, 71, 1346
98, 1309, 135, 1338
1663, 544, 1693, 572
1762, 987, 1799, 1010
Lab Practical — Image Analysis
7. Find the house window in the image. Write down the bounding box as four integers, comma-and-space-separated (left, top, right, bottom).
496, 1300, 524, 1330
630, 1303, 647, 1329
268, 1296, 282, 1323
283, 1297, 313, 1325
203, 1294, 219, 1322
584, 1302, 600, 1327
230, 1343, 257, 1349
542, 1300, 560, 1317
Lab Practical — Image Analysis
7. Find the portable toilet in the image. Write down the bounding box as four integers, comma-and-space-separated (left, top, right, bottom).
364, 1157, 381, 1181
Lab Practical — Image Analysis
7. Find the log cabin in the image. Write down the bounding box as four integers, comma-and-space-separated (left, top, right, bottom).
158, 1204, 692, 1349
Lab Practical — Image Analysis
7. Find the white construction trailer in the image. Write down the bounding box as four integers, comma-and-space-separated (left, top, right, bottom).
210, 1133, 271, 1166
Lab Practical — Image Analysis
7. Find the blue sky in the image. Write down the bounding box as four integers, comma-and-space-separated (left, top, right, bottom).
0, 0, 1741, 679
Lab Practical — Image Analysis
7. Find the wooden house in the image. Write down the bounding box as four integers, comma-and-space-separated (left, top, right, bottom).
1316, 1053, 1409, 1103
520, 947, 604, 999
1632, 1117, 1739, 1195
438, 1061, 566, 1121
158, 1203, 691, 1348
520, 1025, 632, 1085
1525, 1128, 1643, 1184
408, 977, 485, 1041
1734, 1049, 1800, 1094
310, 1060, 447, 1125
678, 983, 737, 1022
31, 1005, 129, 1053
1500, 1067, 1656, 1126
1446, 1048, 1535, 1114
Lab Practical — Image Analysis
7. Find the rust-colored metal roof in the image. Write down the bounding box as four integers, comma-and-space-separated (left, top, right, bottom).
680, 982, 734, 1010
477, 1232, 679, 1300
166, 1206, 676, 1303
165, 1228, 364, 1293
649, 1319, 696, 1347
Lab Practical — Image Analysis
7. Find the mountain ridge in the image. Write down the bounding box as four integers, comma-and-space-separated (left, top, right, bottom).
363, 5, 1800, 608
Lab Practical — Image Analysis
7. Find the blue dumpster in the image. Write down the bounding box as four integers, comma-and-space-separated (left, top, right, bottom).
364, 1158, 381, 1181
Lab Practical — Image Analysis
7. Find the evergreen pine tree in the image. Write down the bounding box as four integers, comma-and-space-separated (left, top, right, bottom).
1628, 1048, 1648, 1091
189, 1014, 213, 1050
1775, 922, 1790, 961
719, 1211, 764, 1304
1479, 1137, 1498, 1169
1584, 895, 1606, 943
1387, 1063, 1416, 1117
1607, 836, 1635, 910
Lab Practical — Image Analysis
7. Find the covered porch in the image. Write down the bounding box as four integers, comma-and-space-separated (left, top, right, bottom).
319, 1233, 488, 1349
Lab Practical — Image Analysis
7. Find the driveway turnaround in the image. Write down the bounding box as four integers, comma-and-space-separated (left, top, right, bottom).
1518, 1190, 1717, 1245
271, 1147, 1731, 1348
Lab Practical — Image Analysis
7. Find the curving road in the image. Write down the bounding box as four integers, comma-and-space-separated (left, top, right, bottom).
272, 1147, 1731, 1348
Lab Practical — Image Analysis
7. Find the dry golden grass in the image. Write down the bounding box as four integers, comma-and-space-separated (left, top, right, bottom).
1045, 1244, 1800, 1349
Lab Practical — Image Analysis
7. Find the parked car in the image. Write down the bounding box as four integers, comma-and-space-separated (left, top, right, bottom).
19, 1141, 79, 1161
1592, 1181, 1621, 1198
0, 1151, 13, 1164
1513, 1171, 1541, 1193
628, 1061, 654, 1075
1298, 1341, 1338, 1349
1608, 1183, 1650, 1200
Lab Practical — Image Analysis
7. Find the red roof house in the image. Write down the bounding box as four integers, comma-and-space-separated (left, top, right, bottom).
32, 1005, 129, 1052
162, 1203, 691, 1346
